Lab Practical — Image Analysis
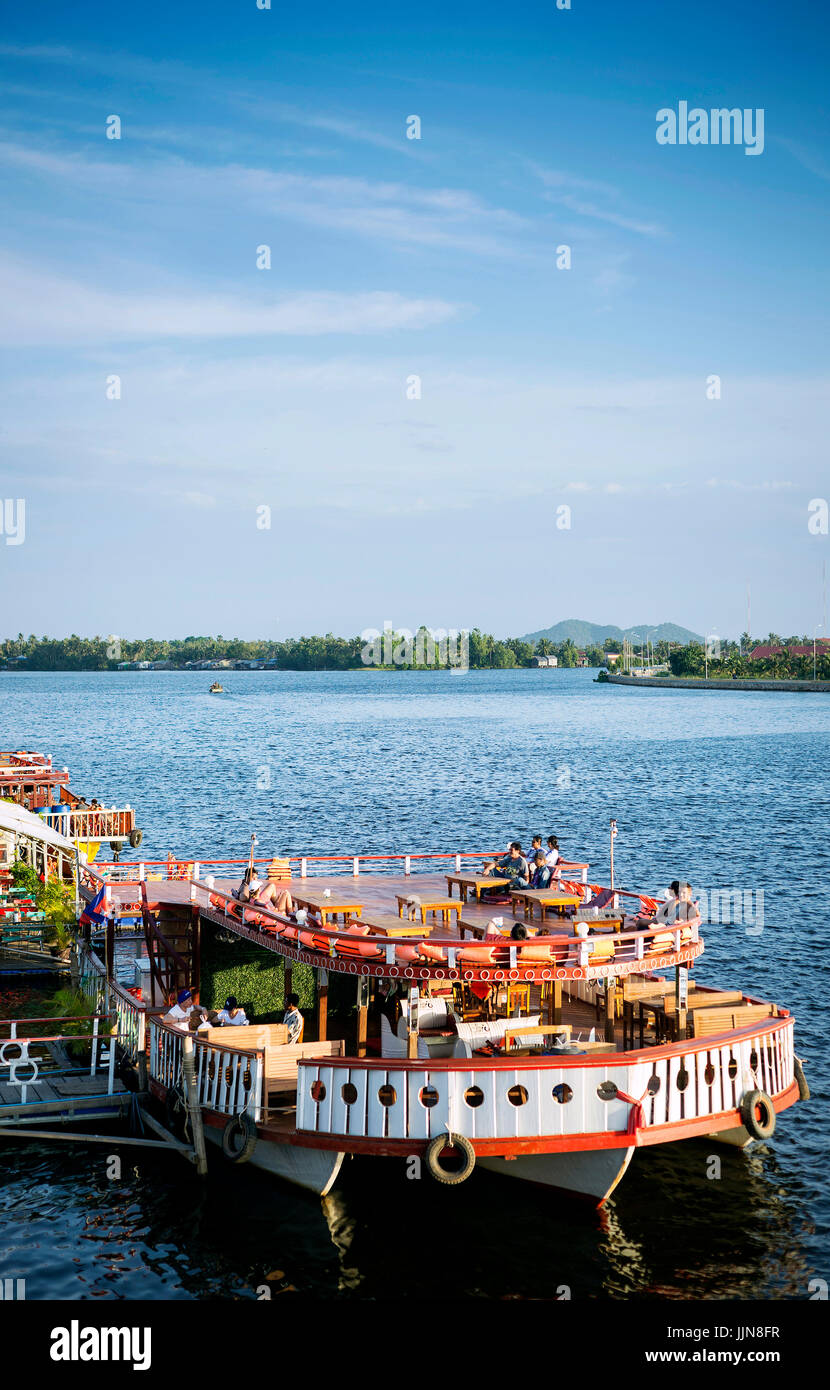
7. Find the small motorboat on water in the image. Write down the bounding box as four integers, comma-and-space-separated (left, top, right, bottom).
209, 682, 224, 694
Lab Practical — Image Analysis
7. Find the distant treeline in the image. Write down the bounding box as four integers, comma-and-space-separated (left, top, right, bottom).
669, 638, 830, 681
1, 630, 622, 671
4, 631, 817, 675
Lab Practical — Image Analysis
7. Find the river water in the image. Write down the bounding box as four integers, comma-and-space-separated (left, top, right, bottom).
0, 668, 827, 1299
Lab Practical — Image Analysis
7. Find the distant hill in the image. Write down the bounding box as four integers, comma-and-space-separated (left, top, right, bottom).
520, 619, 702, 647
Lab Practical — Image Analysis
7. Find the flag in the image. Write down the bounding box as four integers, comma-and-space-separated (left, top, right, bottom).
79, 885, 106, 927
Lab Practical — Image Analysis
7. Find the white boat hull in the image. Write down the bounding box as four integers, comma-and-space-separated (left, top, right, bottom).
204, 1126, 345, 1196
478, 1146, 635, 1205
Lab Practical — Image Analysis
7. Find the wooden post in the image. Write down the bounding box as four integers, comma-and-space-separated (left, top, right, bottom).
357, 979, 368, 1059
675, 964, 688, 1042
407, 985, 420, 1060
191, 904, 200, 992
552, 980, 563, 1026
181, 1034, 208, 1176
604, 978, 616, 1043
317, 968, 328, 1043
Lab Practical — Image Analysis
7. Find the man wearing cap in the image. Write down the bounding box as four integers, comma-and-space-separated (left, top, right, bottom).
163, 988, 194, 1029
215, 995, 249, 1027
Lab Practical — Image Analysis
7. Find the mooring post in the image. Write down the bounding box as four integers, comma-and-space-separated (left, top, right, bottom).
181, 1034, 208, 1176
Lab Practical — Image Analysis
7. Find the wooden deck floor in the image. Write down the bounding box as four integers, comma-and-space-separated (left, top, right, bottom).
0, 1072, 128, 1112
114, 870, 574, 940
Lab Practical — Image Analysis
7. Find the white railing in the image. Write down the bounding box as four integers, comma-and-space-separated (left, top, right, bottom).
78, 945, 147, 1062
148, 1019, 263, 1121
90, 850, 591, 884
296, 1019, 794, 1145
41, 807, 134, 841
0, 1016, 117, 1104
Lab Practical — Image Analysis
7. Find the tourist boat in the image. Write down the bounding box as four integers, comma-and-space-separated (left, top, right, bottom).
76, 848, 807, 1206
0, 750, 142, 863
209, 683, 224, 694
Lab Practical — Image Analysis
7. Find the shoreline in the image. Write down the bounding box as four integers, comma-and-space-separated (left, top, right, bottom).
603, 674, 830, 693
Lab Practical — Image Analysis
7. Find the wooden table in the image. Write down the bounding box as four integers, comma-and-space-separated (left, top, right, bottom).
396, 896, 461, 925
358, 911, 436, 939
573, 916, 624, 935
459, 917, 555, 940
511, 890, 582, 921
636, 990, 743, 1045
445, 873, 511, 903
292, 894, 363, 925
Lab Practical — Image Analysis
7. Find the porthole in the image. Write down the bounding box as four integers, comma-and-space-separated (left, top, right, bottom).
507, 1084, 528, 1107
676, 1068, 689, 1092
727, 1057, 738, 1079
341, 1082, 358, 1105
420, 1085, 439, 1108
704, 1063, 715, 1086
378, 1084, 397, 1107
646, 1076, 661, 1096
464, 1086, 484, 1108
552, 1083, 573, 1105
749, 1049, 759, 1070
597, 1081, 618, 1101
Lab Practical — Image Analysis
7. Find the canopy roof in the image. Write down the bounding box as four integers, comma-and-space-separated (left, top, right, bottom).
0, 799, 77, 852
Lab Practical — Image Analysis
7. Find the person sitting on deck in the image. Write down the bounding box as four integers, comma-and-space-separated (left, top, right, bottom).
530, 853, 552, 890
545, 835, 562, 874
283, 993, 304, 1043
163, 988, 194, 1028
481, 843, 530, 897
527, 835, 544, 863
252, 879, 294, 915
215, 995, 249, 1026
235, 867, 263, 903
650, 882, 696, 925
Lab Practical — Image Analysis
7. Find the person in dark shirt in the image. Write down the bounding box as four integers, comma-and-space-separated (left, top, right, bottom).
482, 842, 530, 897
530, 853, 552, 889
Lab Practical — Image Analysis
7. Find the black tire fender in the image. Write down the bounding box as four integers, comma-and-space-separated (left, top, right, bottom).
425, 1132, 476, 1185
129, 828, 144, 849
794, 1055, 810, 1102
221, 1112, 258, 1163
740, 1088, 776, 1140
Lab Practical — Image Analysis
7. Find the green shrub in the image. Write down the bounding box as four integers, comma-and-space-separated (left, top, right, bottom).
199, 922, 316, 1022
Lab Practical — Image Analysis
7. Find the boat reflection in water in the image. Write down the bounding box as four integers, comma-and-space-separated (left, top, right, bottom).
313, 1139, 815, 1301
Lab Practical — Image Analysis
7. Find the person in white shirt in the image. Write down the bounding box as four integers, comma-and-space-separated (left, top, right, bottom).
163, 988, 194, 1029
214, 995, 249, 1026
283, 993, 304, 1043
545, 836, 562, 873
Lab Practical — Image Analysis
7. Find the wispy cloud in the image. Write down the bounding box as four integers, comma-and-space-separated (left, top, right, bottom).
0, 139, 529, 259
775, 136, 830, 183
528, 161, 663, 237
0, 254, 464, 344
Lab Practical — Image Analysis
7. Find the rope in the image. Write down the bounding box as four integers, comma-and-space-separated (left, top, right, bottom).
613, 1082, 652, 1141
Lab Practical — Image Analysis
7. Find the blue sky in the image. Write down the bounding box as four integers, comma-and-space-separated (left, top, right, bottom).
0, 0, 828, 641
